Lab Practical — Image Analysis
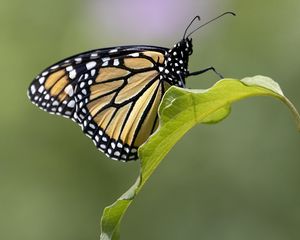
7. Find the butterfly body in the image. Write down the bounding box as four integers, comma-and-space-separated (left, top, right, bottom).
28, 39, 193, 161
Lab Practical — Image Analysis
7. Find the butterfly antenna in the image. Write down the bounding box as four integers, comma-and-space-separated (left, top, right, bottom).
186, 11, 236, 38
183, 15, 201, 39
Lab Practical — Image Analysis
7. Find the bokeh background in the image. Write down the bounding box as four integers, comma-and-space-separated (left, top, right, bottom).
1, 0, 300, 239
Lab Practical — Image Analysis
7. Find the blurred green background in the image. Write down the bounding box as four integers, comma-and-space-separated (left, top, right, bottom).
1, 0, 300, 239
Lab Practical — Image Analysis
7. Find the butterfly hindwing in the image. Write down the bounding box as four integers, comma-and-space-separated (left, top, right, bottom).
75, 50, 167, 161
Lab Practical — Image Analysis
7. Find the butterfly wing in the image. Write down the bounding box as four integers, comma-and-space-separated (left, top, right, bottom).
28, 46, 171, 161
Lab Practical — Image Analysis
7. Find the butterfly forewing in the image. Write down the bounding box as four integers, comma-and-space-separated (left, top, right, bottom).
28, 46, 170, 161
27, 49, 107, 118
28, 65, 76, 117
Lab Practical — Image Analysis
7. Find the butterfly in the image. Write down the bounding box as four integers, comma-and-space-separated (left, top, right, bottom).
27, 12, 235, 161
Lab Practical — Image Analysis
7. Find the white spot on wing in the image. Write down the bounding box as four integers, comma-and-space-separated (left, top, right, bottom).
117, 142, 122, 148
86, 61, 97, 70
100, 144, 106, 149
113, 59, 119, 66
82, 89, 87, 95
80, 82, 85, 88
66, 66, 73, 71
67, 100, 75, 108
102, 57, 110, 62
30, 85, 36, 94
51, 65, 59, 70
64, 84, 74, 97
75, 58, 82, 63
69, 70, 76, 79
109, 49, 118, 53
38, 85, 44, 93
39, 77, 45, 84
129, 53, 139, 57
102, 61, 109, 67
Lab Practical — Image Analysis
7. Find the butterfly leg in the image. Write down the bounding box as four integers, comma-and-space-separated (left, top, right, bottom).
187, 66, 223, 79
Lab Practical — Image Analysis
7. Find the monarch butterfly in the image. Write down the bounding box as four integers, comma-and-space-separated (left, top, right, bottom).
27, 12, 235, 161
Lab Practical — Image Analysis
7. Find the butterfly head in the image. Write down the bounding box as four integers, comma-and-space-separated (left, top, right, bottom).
179, 37, 193, 55
162, 12, 236, 87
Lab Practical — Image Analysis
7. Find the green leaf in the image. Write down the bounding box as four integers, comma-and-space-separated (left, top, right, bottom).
100, 76, 300, 240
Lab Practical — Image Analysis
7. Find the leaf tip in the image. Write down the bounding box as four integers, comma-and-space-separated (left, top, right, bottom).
241, 75, 284, 96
